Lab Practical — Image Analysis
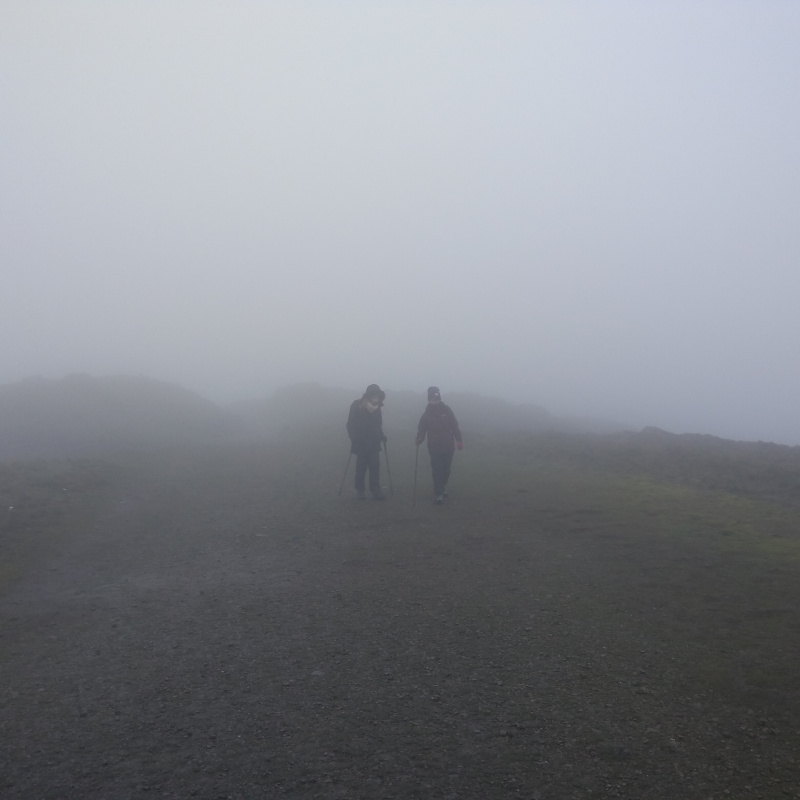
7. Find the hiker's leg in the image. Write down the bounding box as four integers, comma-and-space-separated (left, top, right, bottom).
354, 453, 368, 495
441, 449, 454, 490
367, 450, 381, 496
430, 451, 447, 496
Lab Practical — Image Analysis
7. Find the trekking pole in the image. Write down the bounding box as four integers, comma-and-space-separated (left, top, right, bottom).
383, 440, 394, 496
337, 452, 353, 496
412, 442, 419, 506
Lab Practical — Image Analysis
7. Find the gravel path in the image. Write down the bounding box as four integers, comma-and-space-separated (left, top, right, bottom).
1, 442, 799, 799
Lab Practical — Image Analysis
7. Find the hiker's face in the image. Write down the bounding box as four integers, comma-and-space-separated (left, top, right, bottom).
429, 396, 440, 404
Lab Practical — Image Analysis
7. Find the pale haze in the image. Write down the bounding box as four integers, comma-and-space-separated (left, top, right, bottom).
2, 2, 799, 444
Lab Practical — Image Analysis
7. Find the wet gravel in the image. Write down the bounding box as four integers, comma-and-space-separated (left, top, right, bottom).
1, 443, 799, 799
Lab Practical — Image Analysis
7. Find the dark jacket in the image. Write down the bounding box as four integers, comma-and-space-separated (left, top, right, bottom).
347, 399, 384, 454
417, 403, 462, 453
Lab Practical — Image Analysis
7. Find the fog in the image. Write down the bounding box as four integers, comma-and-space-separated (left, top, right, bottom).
3, 3, 799, 444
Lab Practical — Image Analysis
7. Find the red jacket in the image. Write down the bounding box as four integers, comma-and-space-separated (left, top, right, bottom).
417, 403, 462, 453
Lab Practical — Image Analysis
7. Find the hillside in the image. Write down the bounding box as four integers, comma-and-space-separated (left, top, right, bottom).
7, 376, 798, 481
0, 376, 628, 462
228, 383, 628, 440
0, 374, 237, 460
500, 426, 800, 511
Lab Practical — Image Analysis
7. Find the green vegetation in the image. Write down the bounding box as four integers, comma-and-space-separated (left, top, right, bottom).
453, 436, 800, 704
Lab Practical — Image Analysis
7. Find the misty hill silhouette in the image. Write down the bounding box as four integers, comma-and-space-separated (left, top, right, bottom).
228, 383, 627, 440
518, 426, 800, 510
0, 374, 237, 459
0, 377, 626, 461
1, 376, 798, 511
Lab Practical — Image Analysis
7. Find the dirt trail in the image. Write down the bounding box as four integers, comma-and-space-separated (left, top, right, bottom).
1, 442, 799, 799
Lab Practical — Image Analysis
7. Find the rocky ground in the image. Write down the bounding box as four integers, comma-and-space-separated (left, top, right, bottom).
1, 439, 799, 799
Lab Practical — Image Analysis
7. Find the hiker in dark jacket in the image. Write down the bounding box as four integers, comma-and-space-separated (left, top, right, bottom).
346, 383, 387, 500
415, 386, 463, 505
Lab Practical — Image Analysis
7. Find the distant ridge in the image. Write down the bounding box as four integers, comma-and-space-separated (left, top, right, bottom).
0, 375, 630, 461
0, 374, 237, 460
516, 426, 800, 510
228, 383, 629, 439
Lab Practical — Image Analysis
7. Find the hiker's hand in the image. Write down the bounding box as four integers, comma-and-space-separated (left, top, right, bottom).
415, 437, 423, 446
457, 441, 464, 450
382, 435, 388, 444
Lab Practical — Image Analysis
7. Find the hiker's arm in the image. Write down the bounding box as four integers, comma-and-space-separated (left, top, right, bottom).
449, 408, 462, 444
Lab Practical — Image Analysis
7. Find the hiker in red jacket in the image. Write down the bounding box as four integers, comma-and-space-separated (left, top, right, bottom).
415, 386, 463, 505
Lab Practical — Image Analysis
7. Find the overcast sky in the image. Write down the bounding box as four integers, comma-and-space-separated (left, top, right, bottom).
2, 2, 799, 443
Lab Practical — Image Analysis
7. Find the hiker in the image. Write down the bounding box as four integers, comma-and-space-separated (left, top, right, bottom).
415, 386, 463, 504
346, 384, 387, 500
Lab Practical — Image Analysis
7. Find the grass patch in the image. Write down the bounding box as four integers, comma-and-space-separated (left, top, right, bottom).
455, 443, 800, 705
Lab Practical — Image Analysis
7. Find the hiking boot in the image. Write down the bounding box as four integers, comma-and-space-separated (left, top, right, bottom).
356, 492, 366, 500
372, 493, 387, 501
434, 495, 444, 505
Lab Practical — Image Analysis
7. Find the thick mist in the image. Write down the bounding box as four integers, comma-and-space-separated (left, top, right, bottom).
2, 3, 799, 443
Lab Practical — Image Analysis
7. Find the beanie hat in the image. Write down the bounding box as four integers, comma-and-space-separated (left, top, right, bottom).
427, 386, 441, 401
364, 384, 385, 401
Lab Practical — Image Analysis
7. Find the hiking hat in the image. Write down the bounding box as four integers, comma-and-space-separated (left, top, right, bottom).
365, 384, 385, 401
427, 386, 441, 401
